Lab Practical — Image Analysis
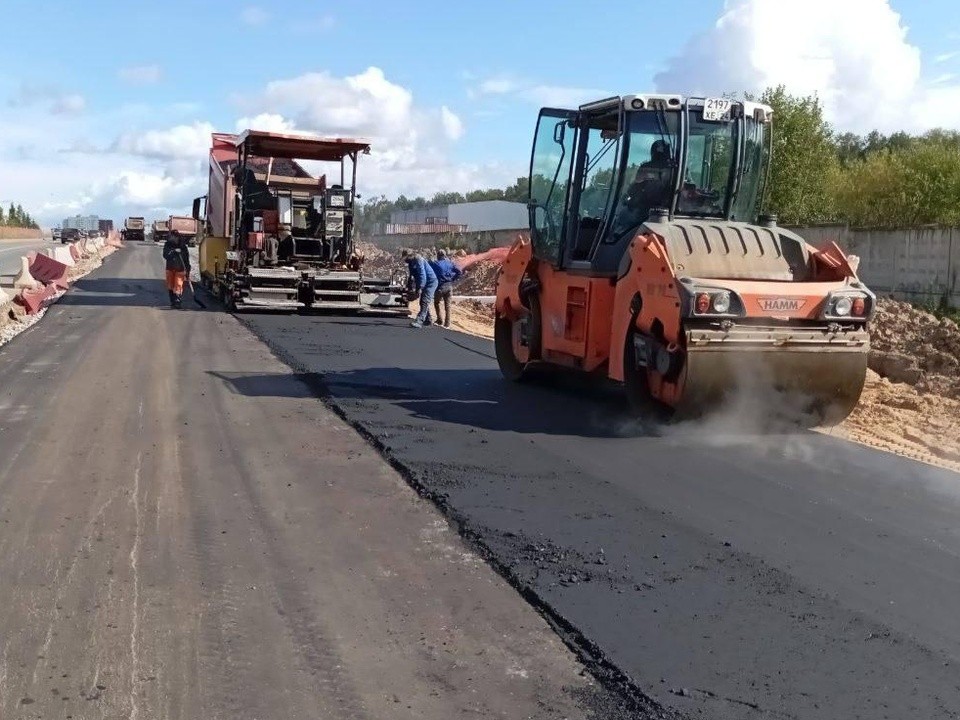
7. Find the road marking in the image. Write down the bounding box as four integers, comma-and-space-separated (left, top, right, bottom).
128, 398, 144, 720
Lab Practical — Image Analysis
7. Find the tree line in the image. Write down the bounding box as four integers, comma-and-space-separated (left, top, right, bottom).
357, 86, 960, 233
0, 203, 40, 229
756, 85, 960, 228
356, 178, 528, 235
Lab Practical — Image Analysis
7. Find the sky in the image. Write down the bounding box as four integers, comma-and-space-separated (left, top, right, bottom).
1, 0, 958, 226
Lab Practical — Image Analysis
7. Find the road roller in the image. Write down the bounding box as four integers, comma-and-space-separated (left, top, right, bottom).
494, 94, 874, 425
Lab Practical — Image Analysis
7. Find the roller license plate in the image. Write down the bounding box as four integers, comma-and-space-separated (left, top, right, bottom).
703, 98, 732, 122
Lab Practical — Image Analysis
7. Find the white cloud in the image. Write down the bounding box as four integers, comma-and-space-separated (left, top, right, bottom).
935, 51, 959, 64
118, 64, 162, 85
653, 0, 960, 133
8, 83, 86, 115
440, 106, 464, 140
240, 6, 268, 25
468, 75, 608, 107
113, 121, 215, 160
236, 67, 487, 196
478, 77, 518, 95
235, 113, 297, 133
2, 67, 499, 225
50, 94, 86, 115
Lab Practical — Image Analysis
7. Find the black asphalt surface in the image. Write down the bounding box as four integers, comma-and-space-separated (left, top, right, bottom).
241, 311, 960, 719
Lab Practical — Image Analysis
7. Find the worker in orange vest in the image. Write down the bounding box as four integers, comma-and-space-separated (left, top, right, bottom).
162, 230, 191, 309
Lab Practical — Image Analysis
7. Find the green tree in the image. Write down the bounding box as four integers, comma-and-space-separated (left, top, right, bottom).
0, 205, 4, 226
754, 86, 838, 225
7, 203, 16, 226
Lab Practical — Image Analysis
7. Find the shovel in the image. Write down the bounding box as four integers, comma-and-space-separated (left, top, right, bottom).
187, 278, 207, 309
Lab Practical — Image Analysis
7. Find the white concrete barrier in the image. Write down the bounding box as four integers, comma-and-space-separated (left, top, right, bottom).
13, 256, 41, 290
53, 245, 76, 267
47, 246, 76, 267
0, 285, 11, 305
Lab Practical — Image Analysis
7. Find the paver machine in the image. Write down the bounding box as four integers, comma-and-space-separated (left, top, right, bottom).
198, 129, 403, 311
495, 94, 875, 425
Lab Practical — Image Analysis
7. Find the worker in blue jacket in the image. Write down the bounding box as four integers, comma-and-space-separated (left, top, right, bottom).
428, 250, 463, 328
402, 248, 438, 328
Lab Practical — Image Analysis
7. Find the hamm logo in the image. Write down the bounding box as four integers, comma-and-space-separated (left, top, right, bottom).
758, 297, 806, 313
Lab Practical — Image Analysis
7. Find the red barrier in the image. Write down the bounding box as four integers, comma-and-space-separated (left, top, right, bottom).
28, 253, 70, 290
15, 285, 57, 315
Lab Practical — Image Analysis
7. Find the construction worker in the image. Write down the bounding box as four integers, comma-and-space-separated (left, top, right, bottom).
162, 230, 191, 309
277, 224, 295, 264
401, 248, 438, 328
429, 249, 463, 328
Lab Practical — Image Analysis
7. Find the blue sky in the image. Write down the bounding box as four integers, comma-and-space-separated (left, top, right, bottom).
1, 0, 958, 225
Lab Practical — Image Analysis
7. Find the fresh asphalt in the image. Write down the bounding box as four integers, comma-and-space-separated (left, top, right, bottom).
241, 302, 960, 719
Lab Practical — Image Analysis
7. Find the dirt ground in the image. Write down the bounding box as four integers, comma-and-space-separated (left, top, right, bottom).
363, 242, 960, 474
821, 301, 960, 472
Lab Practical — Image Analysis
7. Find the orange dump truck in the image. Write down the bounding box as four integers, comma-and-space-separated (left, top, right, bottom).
495, 94, 873, 425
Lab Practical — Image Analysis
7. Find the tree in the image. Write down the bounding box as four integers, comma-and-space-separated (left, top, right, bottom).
7, 203, 15, 226
0, 206, 4, 226
752, 86, 838, 225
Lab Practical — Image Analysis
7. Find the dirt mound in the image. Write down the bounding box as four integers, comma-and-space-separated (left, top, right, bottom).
356, 241, 403, 280
457, 261, 500, 295
356, 241, 503, 294
827, 369, 960, 473
868, 300, 960, 398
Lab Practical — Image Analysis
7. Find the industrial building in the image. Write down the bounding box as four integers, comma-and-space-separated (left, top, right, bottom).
386, 200, 526, 235
62, 214, 100, 232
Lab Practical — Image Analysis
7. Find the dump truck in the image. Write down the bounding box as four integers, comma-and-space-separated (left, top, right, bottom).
152, 219, 169, 243
168, 215, 199, 245
494, 94, 874, 425
198, 129, 404, 311
124, 216, 145, 242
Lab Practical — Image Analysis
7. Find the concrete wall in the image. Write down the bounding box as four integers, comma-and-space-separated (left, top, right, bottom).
791, 225, 960, 308
366, 228, 524, 253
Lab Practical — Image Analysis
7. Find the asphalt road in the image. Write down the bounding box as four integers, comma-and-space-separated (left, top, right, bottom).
0, 244, 628, 719
0, 239, 51, 285
242, 302, 960, 718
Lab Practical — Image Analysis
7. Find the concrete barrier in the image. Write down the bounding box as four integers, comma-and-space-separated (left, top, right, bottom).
0, 285, 11, 305
45, 246, 76, 267
28, 253, 70, 290
13, 257, 41, 290
14, 285, 57, 315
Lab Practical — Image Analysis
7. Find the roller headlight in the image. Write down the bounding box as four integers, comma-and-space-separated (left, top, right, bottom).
712, 292, 731, 314
833, 296, 853, 316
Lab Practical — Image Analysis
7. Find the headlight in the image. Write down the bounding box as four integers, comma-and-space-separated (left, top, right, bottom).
712, 292, 731, 314
833, 296, 853, 316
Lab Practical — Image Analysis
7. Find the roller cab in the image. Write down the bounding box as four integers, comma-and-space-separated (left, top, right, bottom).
495, 95, 873, 425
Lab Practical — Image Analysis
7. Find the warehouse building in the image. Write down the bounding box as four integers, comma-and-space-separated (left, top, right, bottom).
387, 200, 526, 234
